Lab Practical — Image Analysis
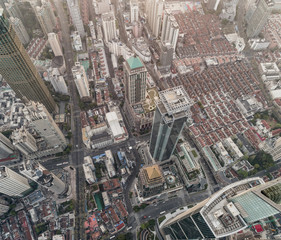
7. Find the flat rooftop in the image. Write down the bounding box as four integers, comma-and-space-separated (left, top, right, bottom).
159, 85, 193, 115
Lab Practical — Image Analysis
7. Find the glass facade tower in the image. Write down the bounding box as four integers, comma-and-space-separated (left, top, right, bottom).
0, 9, 57, 112
149, 86, 192, 161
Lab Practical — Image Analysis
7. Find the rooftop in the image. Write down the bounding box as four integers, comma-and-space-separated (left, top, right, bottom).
126, 56, 143, 70
145, 165, 162, 180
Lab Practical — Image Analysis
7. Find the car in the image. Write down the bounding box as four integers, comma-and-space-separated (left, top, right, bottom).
142, 216, 147, 219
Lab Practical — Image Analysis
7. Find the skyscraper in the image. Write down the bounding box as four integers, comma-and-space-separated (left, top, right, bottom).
72, 62, 90, 98
9, 17, 30, 45
67, 0, 85, 37
34, 0, 56, 36
161, 9, 179, 50
160, 177, 281, 239
207, 0, 221, 11
246, 0, 274, 38
0, 166, 31, 197
5, 0, 23, 20
130, 0, 139, 23
145, 0, 164, 37
102, 11, 117, 43
23, 101, 67, 152
0, 9, 57, 113
149, 86, 193, 161
124, 56, 147, 104
0, 132, 14, 159
48, 32, 63, 56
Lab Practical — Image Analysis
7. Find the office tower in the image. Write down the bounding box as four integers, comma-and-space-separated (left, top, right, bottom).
145, 0, 164, 37
0, 198, 9, 215
0, 9, 57, 113
5, 1, 23, 20
19, 160, 66, 195
102, 11, 117, 43
160, 42, 174, 67
23, 101, 67, 152
149, 86, 193, 161
0, 0, 7, 10
9, 17, 30, 45
161, 9, 179, 50
67, 0, 85, 37
124, 56, 147, 104
34, 0, 56, 36
0, 166, 31, 197
48, 32, 63, 56
72, 62, 90, 98
160, 177, 281, 239
11, 127, 38, 156
0, 132, 14, 159
207, 0, 221, 11
130, 0, 139, 23
246, 0, 274, 38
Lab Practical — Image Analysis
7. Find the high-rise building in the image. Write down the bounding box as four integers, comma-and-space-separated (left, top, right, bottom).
72, 62, 90, 98
0, 9, 57, 113
11, 127, 38, 156
0, 132, 14, 159
145, 0, 164, 37
67, 0, 85, 37
207, 0, 221, 11
161, 9, 179, 50
34, 0, 56, 36
246, 0, 274, 38
130, 0, 139, 23
50, 74, 68, 95
48, 32, 63, 56
23, 101, 67, 152
0, 166, 31, 197
80, 0, 89, 25
9, 17, 30, 45
160, 177, 281, 239
160, 42, 174, 67
149, 86, 193, 161
19, 160, 66, 195
124, 56, 147, 104
102, 11, 117, 43
5, 0, 23, 20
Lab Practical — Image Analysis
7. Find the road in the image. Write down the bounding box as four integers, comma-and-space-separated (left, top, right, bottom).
53, 1, 85, 239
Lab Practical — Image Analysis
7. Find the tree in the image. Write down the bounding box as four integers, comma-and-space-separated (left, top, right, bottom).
237, 169, 248, 179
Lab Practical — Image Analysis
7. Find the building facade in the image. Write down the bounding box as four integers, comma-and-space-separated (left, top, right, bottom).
0, 9, 57, 113
0, 166, 31, 197
246, 0, 274, 38
102, 11, 117, 43
130, 0, 139, 23
67, 0, 85, 36
9, 17, 30, 45
72, 62, 90, 98
48, 32, 63, 56
0, 132, 14, 159
145, 0, 164, 37
124, 56, 147, 104
149, 86, 193, 161
161, 9, 179, 50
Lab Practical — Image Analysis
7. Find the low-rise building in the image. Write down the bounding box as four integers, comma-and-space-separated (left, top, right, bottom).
259, 62, 281, 82
71, 31, 83, 51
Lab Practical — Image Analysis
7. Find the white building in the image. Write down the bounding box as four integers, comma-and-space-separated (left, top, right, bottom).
145, 0, 164, 37
34, 0, 56, 36
0, 198, 9, 215
95, 0, 112, 15
83, 156, 96, 184
161, 9, 179, 50
72, 62, 90, 98
9, 17, 30, 45
71, 31, 83, 51
248, 38, 270, 50
259, 62, 281, 82
102, 191, 110, 206
207, 0, 221, 11
67, 0, 85, 36
0, 133, 14, 159
0, 166, 31, 197
48, 32, 63, 56
130, 0, 139, 23
23, 101, 67, 152
11, 127, 38, 156
106, 111, 125, 139
223, 137, 243, 160
50, 68, 68, 95
132, 37, 151, 63
105, 150, 116, 178
102, 11, 117, 43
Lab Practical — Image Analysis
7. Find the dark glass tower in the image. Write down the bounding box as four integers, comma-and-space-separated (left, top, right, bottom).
0, 9, 57, 112
149, 86, 192, 161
